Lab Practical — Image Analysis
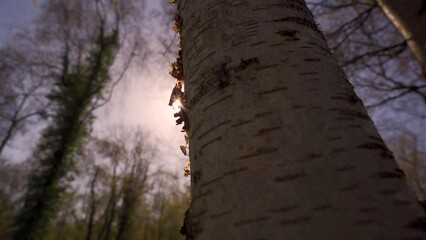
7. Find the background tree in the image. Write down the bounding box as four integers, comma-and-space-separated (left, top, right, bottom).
12, 1, 145, 239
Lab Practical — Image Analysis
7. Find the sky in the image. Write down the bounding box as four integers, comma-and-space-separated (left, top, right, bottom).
0, 0, 189, 176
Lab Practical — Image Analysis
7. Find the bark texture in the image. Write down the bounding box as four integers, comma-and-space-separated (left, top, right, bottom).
377, 0, 426, 77
179, 0, 425, 239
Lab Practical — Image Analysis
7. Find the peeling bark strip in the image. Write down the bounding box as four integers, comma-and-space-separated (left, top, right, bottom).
179, 0, 425, 239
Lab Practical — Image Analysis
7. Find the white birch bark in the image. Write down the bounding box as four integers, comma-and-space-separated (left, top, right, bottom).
377, 0, 426, 77
178, 0, 425, 239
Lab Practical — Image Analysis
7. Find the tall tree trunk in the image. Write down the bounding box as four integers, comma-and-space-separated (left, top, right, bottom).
377, 0, 426, 78
178, 0, 425, 239
98, 165, 119, 240
86, 167, 100, 240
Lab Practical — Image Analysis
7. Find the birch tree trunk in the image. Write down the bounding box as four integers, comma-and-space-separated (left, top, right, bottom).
177, 0, 425, 239
377, 0, 426, 77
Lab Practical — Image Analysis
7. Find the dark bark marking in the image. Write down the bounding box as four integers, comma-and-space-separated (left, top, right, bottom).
275, 0, 314, 18
368, 135, 383, 142
319, 46, 332, 55
406, 218, 426, 232
280, 216, 312, 226
200, 136, 223, 151
192, 190, 213, 202
376, 169, 405, 179
331, 92, 359, 105
197, 120, 231, 140
419, 0, 426, 16
327, 127, 344, 131
236, 20, 257, 26
335, 117, 355, 121
187, 50, 216, 82
210, 211, 231, 219
328, 136, 343, 141
306, 78, 320, 81
306, 153, 322, 159
223, 167, 248, 176
193, 170, 202, 185
335, 166, 355, 172
233, 58, 259, 72
339, 183, 360, 192
250, 41, 267, 46
300, 71, 319, 76
242, 32, 258, 39
181, 210, 203, 240
275, 172, 306, 183
189, 59, 224, 109
191, 210, 207, 219
256, 126, 281, 136
303, 88, 317, 92
194, 15, 217, 37
358, 207, 378, 213
356, 142, 393, 158
291, 105, 305, 109
254, 111, 273, 118
313, 204, 332, 211
272, 17, 321, 34
252, 7, 269, 11
393, 200, 411, 206
275, 29, 299, 41
256, 64, 280, 70
329, 108, 370, 120
238, 147, 278, 160
231, 120, 251, 128
202, 95, 232, 112
190, 121, 204, 139
258, 87, 288, 95
400, 238, 425, 240
271, 204, 300, 213
200, 176, 222, 188
347, 124, 362, 128
304, 58, 321, 62
217, 62, 230, 89
234, 216, 270, 226
205, 0, 226, 11
330, 148, 345, 154
354, 219, 375, 226
290, 64, 301, 68
185, 39, 200, 60
380, 189, 399, 195
187, 45, 205, 65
